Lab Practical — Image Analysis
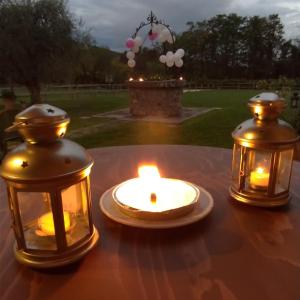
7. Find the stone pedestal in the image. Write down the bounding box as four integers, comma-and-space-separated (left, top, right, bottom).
128, 80, 184, 117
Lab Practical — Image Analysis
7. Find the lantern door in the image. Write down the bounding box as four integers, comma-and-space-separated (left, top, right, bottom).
17, 191, 58, 251
61, 179, 92, 247
232, 143, 294, 199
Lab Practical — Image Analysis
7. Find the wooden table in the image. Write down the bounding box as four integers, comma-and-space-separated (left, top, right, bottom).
1, 145, 300, 300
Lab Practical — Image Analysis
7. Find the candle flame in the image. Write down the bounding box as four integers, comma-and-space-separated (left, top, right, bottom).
139, 78, 144, 82
256, 167, 265, 174
129, 77, 134, 81
138, 165, 160, 179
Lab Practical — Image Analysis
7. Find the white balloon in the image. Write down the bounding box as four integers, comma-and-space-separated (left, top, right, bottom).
159, 55, 167, 64
161, 28, 170, 38
174, 52, 181, 60
126, 51, 135, 60
132, 45, 140, 53
134, 36, 143, 47
176, 48, 185, 58
166, 59, 174, 67
166, 51, 173, 58
167, 34, 175, 44
175, 58, 183, 68
153, 23, 164, 34
166, 54, 175, 65
128, 59, 136, 68
158, 34, 166, 43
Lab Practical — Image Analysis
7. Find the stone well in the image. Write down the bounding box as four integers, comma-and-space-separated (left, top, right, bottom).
127, 79, 185, 117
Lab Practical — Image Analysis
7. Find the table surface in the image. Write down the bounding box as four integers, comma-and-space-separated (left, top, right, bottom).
1, 145, 300, 300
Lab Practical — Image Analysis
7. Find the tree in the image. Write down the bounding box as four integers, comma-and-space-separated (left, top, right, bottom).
243, 15, 284, 78
0, 0, 79, 103
177, 13, 288, 80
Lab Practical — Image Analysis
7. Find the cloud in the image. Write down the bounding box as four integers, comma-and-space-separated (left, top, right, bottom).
69, 0, 300, 50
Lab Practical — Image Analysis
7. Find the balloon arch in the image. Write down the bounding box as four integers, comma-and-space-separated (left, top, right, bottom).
125, 11, 185, 69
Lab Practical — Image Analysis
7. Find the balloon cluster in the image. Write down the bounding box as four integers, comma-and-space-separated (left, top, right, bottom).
151, 24, 175, 44
159, 49, 185, 68
125, 22, 181, 68
126, 36, 143, 68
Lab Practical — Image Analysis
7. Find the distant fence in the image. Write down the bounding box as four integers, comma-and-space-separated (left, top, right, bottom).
1, 80, 299, 98
185, 80, 300, 90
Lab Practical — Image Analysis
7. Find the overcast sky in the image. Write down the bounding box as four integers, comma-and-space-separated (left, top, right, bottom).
69, 0, 300, 51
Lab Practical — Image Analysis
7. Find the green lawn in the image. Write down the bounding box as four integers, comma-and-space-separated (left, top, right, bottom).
2, 89, 297, 149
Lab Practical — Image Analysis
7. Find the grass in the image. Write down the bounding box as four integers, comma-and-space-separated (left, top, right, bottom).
2, 89, 297, 149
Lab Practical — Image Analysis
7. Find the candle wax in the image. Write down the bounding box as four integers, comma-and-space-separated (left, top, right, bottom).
114, 177, 198, 212
250, 167, 270, 188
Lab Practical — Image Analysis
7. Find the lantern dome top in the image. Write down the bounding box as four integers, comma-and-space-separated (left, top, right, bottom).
6, 104, 70, 143
15, 104, 68, 125
0, 139, 93, 182
232, 118, 299, 146
248, 92, 286, 120
233, 92, 299, 146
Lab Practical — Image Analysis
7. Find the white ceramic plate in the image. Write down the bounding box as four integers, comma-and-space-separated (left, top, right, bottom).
99, 185, 214, 229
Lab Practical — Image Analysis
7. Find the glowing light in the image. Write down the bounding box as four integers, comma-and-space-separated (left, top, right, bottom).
114, 165, 198, 212
250, 167, 270, 188
129, 77, 134, 81
37, 211, 71, 236
11, 158, 24, 167
254, 106, 262, 117
139, 78, 144, 82
83, 167, 91, 177
179, 76, 183, 81
138, 165, 160, 179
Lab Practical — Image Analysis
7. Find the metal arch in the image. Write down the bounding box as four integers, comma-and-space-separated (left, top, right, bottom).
131, 11, 176, 46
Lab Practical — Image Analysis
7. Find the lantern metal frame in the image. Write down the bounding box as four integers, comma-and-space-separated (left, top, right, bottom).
1, 104, 99, 268
229, 93, 299, 207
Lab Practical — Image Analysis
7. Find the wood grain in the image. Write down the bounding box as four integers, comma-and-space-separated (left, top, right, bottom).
1, 145, 300, 300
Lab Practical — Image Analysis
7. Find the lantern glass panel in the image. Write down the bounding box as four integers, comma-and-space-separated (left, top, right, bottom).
244, 150, 272, 192
18, 192, 57, 251
275, 149, 294, 194
61, 180, 90, 246
232, 143, 242, 189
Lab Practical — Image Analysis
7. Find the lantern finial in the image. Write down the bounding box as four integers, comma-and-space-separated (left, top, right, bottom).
6, 104, 70, 144
248, 92, 286, 121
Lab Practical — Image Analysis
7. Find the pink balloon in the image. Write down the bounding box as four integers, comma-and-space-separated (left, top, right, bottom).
126, 38, 135, 49
149, 32, 158, 41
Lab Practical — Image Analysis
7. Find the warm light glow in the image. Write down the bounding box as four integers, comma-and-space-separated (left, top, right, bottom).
254, 106, 262, 117
58, 128, 66, 137
250, 167, 270, 188
83, 167, 91, 177
256, 167, 264, 174
139, 78, 144, 82
179, 76, 183, 81
37, 211, 71, 236
138, 165, 160, 179
10, 158, 24, 167
129, 77, 134, 81
114, 165, 198, 212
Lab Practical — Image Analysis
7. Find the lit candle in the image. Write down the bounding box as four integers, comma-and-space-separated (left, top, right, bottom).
114, 165, 198, 213
250, 167, 270, 189
37, 211, 71, 236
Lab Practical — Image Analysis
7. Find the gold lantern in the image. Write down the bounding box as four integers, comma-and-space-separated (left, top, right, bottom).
230, 93, 299, 207
0, 104, 99, 268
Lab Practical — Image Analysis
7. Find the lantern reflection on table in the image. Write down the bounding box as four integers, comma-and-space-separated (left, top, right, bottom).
0, 104, 99, 268
230, 93, 299, 207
